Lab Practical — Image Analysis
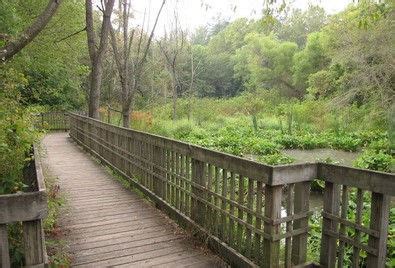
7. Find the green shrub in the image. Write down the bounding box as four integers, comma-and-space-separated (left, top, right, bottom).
354, 149, 394, 172
172, 120, 195, 139
0, 68, 40, 194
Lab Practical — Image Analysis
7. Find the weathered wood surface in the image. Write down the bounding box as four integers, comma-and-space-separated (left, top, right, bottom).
42, 133, 225, 267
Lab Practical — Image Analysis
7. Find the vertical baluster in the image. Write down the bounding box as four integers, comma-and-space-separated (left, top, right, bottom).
366, 192, 390, 267
228, 172, 236, 247
214, 166, 220, 236
292, 181, 310, 265
180, 155, 186, 213
351, 189, 363, 267
23, 220, 45, 266
338, 185, 349, 268
254, 180, 263, 264
166, 150, 170, 202
0, 224, 10, 268
320, 181, 340, 268
263, 185, 282, 268
207, 164, 214, 232
285, 183, 294, 268
191, 158, 206, 226
236, 175, 245, 250
245, 178, 254, 257
175, 152, 180, 210
185, 156, 191, 216
220, 169, 228, 241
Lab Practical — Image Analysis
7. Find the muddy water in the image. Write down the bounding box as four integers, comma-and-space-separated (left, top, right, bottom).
246, 149, 360, 214
282, 148, 360, 167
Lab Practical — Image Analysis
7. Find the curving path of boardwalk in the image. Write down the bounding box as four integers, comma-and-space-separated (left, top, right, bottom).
42, 133, 225, 267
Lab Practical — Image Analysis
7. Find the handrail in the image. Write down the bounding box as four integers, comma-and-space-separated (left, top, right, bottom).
67, 111, 394, 267
0, 144, 48, 268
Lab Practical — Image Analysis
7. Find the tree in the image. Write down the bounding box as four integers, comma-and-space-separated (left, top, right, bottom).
110, 0, 166, 127
86, 0, 115, 119
158, 14, 186, 121
278, 5, 327, 47
0, 0, 63, 61
292, 31, 330, 93
234, 33, 298, 96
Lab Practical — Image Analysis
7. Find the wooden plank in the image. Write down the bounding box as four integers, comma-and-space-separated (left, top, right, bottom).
337, 185, 349, 268
180, 154, 186, 213
191, 159, 206, 226
228, 172, 236, 247
214, 166, 221, 237
206, 164, 214, 233
318, 163, 395, 195
271, 163, 317, 185
0, 191, 47, 224
263, 185, 282, 268
236, 175, 245, 250
245, 178, 254, 257
254, 181, 263, 264
320, 181, 340, 268
352, 189, 363, 267
285, 184, 294, 268
0, 224, 10, 268
291, 181, 310, 265
366, 192, 390, 267
220, 169, 228, 242
153, 145, 162, 197
23, 220, 45, 266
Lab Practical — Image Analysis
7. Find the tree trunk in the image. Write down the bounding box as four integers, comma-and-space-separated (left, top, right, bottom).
172, 83, 177, 122
86, 0, 115, 119
0, 0, 63, 61
122, 105, 130, 128
88, 58, 103, 119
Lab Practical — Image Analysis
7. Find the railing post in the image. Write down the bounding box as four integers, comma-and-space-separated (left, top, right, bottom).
320, 181, 340, 267
0, 224, 10, 268
292, 181, 310, 265
153, 145, 164, 198
366, 192, 390, 267
23, 219, 45, 266
263, 185, 282, 268
191, 159, 206, 226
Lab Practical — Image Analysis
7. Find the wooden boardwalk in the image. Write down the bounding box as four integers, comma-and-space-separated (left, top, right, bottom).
42, 133, 225, 267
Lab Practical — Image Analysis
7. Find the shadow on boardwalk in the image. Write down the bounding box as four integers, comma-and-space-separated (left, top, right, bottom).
42, 132, 226, 267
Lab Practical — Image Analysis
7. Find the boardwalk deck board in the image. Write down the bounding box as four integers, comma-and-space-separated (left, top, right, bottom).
42, 133, 225, 267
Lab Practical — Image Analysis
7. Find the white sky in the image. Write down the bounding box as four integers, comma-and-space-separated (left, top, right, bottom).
126, 0, 354, 36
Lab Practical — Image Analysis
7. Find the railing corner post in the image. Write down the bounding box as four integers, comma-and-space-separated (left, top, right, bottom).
263, 184, 282, 268
153, 145, 164, 198
191, 158, 206, 226
292, 181, 310, 265
366, 192, 390, 267
23, 219, 45, 266
320, 181, 340, 268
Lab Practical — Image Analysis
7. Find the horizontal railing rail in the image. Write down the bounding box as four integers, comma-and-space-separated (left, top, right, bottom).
68, 112, 394, 267
34, 111, 70, 130
0, 145, 48, 268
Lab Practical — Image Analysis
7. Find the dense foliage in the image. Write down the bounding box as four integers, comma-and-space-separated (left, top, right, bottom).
0, 0, 393, 266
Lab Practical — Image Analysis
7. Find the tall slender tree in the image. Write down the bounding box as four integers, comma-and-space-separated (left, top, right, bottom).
158, 13, 186, 121
110, 0, 166, 127
86, 0, 115, 119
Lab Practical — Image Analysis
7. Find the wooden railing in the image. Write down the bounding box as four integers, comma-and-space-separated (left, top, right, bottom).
0, 146, 48, 267
68, 112, 394, 267
35, 111, 69, 130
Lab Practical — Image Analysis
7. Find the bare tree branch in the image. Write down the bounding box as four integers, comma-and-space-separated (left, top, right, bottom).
0, 0, 63, 61
54, 26, 86, 43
